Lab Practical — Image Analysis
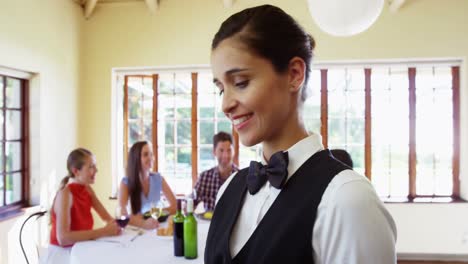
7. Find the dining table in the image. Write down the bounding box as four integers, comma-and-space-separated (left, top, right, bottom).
70, 219, 210, 264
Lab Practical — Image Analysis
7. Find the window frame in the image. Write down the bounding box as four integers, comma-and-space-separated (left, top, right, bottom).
0, 74, 30, 217
318, 62, 460, 201
121, 71, 240, 195
115, 59, 462, 201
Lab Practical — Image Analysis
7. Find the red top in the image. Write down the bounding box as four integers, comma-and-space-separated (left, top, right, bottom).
50, 183, 94, 247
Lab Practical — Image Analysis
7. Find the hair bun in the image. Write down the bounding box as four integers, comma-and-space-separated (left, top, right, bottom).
308, 34, 316, 51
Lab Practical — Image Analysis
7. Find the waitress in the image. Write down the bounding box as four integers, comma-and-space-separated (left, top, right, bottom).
205, 4, 397, 264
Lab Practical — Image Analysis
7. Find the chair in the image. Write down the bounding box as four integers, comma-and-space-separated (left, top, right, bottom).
19, 210, 47, 264
330, 149, 354, 168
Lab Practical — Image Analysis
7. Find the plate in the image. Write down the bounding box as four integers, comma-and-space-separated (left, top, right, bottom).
155, 233, 173, 239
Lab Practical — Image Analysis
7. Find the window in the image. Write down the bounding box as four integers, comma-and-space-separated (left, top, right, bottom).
327, 69, 366, 175
117, 60, 461, 201
0, 74, 29, 214
371, 67, 410, 197
197, 72, 233, 173
312, 62, 460, 200
120, 70, 257, 195
157, 73, 193, 194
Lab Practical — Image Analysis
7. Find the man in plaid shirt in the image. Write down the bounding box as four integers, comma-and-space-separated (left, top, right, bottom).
195, 131, 239, 211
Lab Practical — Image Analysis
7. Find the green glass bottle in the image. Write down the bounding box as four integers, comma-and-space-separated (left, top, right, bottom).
173, 199, 185, 256
183, 198, 197, 259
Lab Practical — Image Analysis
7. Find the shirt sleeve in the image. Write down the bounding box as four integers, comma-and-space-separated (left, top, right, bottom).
313, 172, 397, 264
194, 172, 205, 205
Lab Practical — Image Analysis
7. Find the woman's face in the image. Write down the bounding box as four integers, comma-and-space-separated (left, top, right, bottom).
140, 143, 154, 173
211, 37, 293, 147
74, 155, 97, 185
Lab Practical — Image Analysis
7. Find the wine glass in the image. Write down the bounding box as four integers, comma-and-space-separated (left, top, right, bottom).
150, 200, 164, 221
115, 206, 130, 229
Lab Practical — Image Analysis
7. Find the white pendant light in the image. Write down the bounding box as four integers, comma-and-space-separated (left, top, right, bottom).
307, 0, 384, 37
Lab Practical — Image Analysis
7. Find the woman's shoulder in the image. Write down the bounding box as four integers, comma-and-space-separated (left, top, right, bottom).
67, 182, 87, 193
55, 186, 73, 205
149, 172, 162, 180
323, 170, 381, 209
150, 171, 161, 176
57, 186, 71, 196
121, 176, 129, 185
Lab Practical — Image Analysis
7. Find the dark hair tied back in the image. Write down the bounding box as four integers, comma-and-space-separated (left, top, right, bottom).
212, 4, 316, 101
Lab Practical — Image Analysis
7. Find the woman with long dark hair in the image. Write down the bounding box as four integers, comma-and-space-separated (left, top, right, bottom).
118, 141, 177, 229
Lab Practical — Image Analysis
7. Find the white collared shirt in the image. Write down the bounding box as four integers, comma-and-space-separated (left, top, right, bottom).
216, 133, 397, 264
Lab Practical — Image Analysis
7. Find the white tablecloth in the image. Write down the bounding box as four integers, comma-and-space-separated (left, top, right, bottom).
70, 220, 209, 264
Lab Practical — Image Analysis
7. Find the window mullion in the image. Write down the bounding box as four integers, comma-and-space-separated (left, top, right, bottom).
123, 76, 129, 166
232, 129, 239, 166
452, 66, 460, 198
2, 76, 6, 206
364, 68, 372, 180
408, 67, 417, 199
22, 79, 29, 205
320, 69, 328, 148
191, 73, 198, 187
172, 73, 177, 180
152, 74, 158, 172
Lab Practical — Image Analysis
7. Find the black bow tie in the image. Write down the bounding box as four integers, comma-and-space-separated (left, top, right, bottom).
247, 151, 289, 195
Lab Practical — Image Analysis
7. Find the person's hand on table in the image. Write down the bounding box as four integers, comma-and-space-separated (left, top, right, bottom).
103, 221, 122, 236
142, 218, 159, 230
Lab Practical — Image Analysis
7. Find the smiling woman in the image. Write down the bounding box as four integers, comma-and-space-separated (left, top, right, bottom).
118, 141, 177, 230
205, 5, 397, 264
42, 148, 121, 264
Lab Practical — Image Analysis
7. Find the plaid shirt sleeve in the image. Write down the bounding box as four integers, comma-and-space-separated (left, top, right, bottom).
195, 164, 240, 211
195, 167, 218, 211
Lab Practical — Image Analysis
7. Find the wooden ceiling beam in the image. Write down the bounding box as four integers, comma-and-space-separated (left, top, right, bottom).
389, 0, 406, 12
84, 0, 98, 19
223, 0, 234, 8
145, 0, 159, 14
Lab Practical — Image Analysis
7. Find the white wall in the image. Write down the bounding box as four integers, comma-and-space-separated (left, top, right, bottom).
388, 204, 468, 259
0, 0, 83, 263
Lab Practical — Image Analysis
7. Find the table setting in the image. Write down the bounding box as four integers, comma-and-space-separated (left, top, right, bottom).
70, 213, 210, 264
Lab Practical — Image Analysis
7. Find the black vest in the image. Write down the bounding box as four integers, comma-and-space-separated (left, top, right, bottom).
205, 150, 348, 264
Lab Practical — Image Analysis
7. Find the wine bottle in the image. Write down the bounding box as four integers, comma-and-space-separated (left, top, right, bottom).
173, 199, 185, 257
183, 198, 197, 259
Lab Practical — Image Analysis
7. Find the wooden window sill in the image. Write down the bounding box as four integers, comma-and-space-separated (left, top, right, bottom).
383, 196, 467, 204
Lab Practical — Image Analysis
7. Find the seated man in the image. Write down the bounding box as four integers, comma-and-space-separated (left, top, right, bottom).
330, 149, 354, 168
195, 131, 238, 211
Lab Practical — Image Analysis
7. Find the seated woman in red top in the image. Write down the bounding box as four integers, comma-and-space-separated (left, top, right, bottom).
42, 148, 121, 264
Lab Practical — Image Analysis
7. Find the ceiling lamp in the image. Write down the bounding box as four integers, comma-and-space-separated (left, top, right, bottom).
307, 0, 384, 37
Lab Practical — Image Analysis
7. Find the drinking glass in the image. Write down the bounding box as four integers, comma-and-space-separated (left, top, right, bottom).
150, 200, 164, 221
115, 206, 130, 229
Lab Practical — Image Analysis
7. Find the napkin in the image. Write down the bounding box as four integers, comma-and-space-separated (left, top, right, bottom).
96, 227, 144, 244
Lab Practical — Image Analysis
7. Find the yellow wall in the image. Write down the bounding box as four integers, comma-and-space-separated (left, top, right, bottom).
0, 0, 83, 263
80, 0, 468, 258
